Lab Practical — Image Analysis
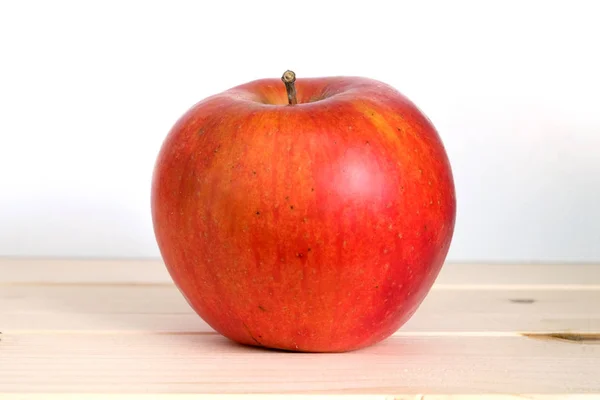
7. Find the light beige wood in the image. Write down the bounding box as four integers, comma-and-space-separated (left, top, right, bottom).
2, 258, 599, 286
1, 332, 599, 395
1, 284, 599, 334
0, 258, 171, 284
0, 258, 598, 397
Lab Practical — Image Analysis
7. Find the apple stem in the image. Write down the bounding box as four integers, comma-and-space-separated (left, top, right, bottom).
281, 70, 298, 105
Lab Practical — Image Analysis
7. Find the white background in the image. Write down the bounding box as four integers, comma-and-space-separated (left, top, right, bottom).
1, 0, 598, 262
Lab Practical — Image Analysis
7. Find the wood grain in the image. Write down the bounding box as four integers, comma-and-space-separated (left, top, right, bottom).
1, 285, 598, 334
2, 332, 599, 395
0, 258, 598, 397
2, 258, 599, 285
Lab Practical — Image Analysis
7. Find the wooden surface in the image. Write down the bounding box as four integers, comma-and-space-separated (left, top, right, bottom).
1, 258, 599, 398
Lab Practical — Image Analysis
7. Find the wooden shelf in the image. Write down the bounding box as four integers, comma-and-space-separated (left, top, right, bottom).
1, 258, 599, 398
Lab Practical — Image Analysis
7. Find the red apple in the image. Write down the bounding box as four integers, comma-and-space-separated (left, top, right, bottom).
151, 70, 456, 352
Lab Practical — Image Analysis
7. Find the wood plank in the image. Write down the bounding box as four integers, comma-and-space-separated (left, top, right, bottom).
2, 259, 598, 396
1, 258, 599, 285
1, 332, 598, 395
2, 284, 598, 333
435, 263, 600, 286
0, 258, 171, 284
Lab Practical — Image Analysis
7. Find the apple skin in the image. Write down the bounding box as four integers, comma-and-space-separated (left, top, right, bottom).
151, 74, 456, 352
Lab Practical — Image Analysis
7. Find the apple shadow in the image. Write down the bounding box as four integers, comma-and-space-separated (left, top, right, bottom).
22, 279, 419, 358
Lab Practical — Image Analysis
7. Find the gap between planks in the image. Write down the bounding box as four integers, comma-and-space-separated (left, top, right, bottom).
3, 284, 599, 334
4, 330, 600, 342
1, 259, 599, 286
2, 334, 599, 394
2, 282, 600, 291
